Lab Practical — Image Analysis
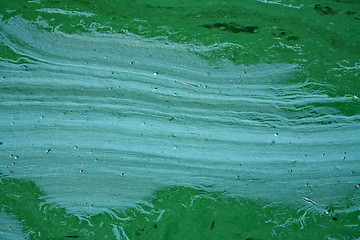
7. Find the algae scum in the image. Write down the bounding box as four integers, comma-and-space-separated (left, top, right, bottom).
0, 0, 360, 239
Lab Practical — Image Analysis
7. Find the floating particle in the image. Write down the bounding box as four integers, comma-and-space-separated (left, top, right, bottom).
343, 152, 346, 155
46, 149, 51, 153
80, 169, 84, 173
0, 142, 2, 145
342, 157, 346, 160
10, 154, 13, 157
9, 170, 14, 173
324, 209, 331, 215
120, 172, 125, 177
351, 171, 355, 175
321, 153, 325, 157
154, 72, 159, 75
74, 146, 78, 150
130, 61, 134, 65
236, 175, 240, 179
274, 133, 278, 136
14, 156, 19, 159
288, 169, 292, 173
305, 183, 309, 187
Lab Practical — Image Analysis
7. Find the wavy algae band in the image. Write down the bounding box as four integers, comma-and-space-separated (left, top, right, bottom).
1, 8, 360, 240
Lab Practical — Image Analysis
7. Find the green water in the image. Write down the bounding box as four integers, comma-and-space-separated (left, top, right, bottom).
0, 0, 359, 239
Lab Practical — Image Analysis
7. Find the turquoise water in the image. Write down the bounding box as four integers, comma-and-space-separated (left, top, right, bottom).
0, 0, 360, 239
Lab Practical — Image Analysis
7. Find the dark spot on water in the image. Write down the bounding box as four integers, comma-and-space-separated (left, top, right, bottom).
211, 220, 215, 230
345, 11, 356, 15
202, 23, 258, 34
246, 238, 254, 240
314, 4, 336, 15
286, 36, 299, 41
154, 224, 157, 228
333, 217, 338, 221
65, 236, 79, 239
0, 142, 2, 145
135, 228, 145, 236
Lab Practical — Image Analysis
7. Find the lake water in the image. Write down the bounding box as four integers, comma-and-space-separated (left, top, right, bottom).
0, 0, 359, 239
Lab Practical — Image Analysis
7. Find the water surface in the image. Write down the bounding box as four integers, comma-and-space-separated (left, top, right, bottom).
0, 0, 359, 239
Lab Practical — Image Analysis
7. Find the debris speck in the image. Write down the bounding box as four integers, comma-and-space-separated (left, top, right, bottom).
324, 209, 331, 215
120, 172, 125, 177
154, 72, 158, 76
288, 169, 293, 173
80, 169, 84, 173
46, 149, 51, 153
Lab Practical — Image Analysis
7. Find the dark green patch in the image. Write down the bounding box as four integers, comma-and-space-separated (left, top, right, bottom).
314, 4, 337, 15
345, 11, 356, 15
203, 23, 258, 34
286, 36, 299, 41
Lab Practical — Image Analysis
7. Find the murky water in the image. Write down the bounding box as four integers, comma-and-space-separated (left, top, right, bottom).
1, 0, 359, 239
